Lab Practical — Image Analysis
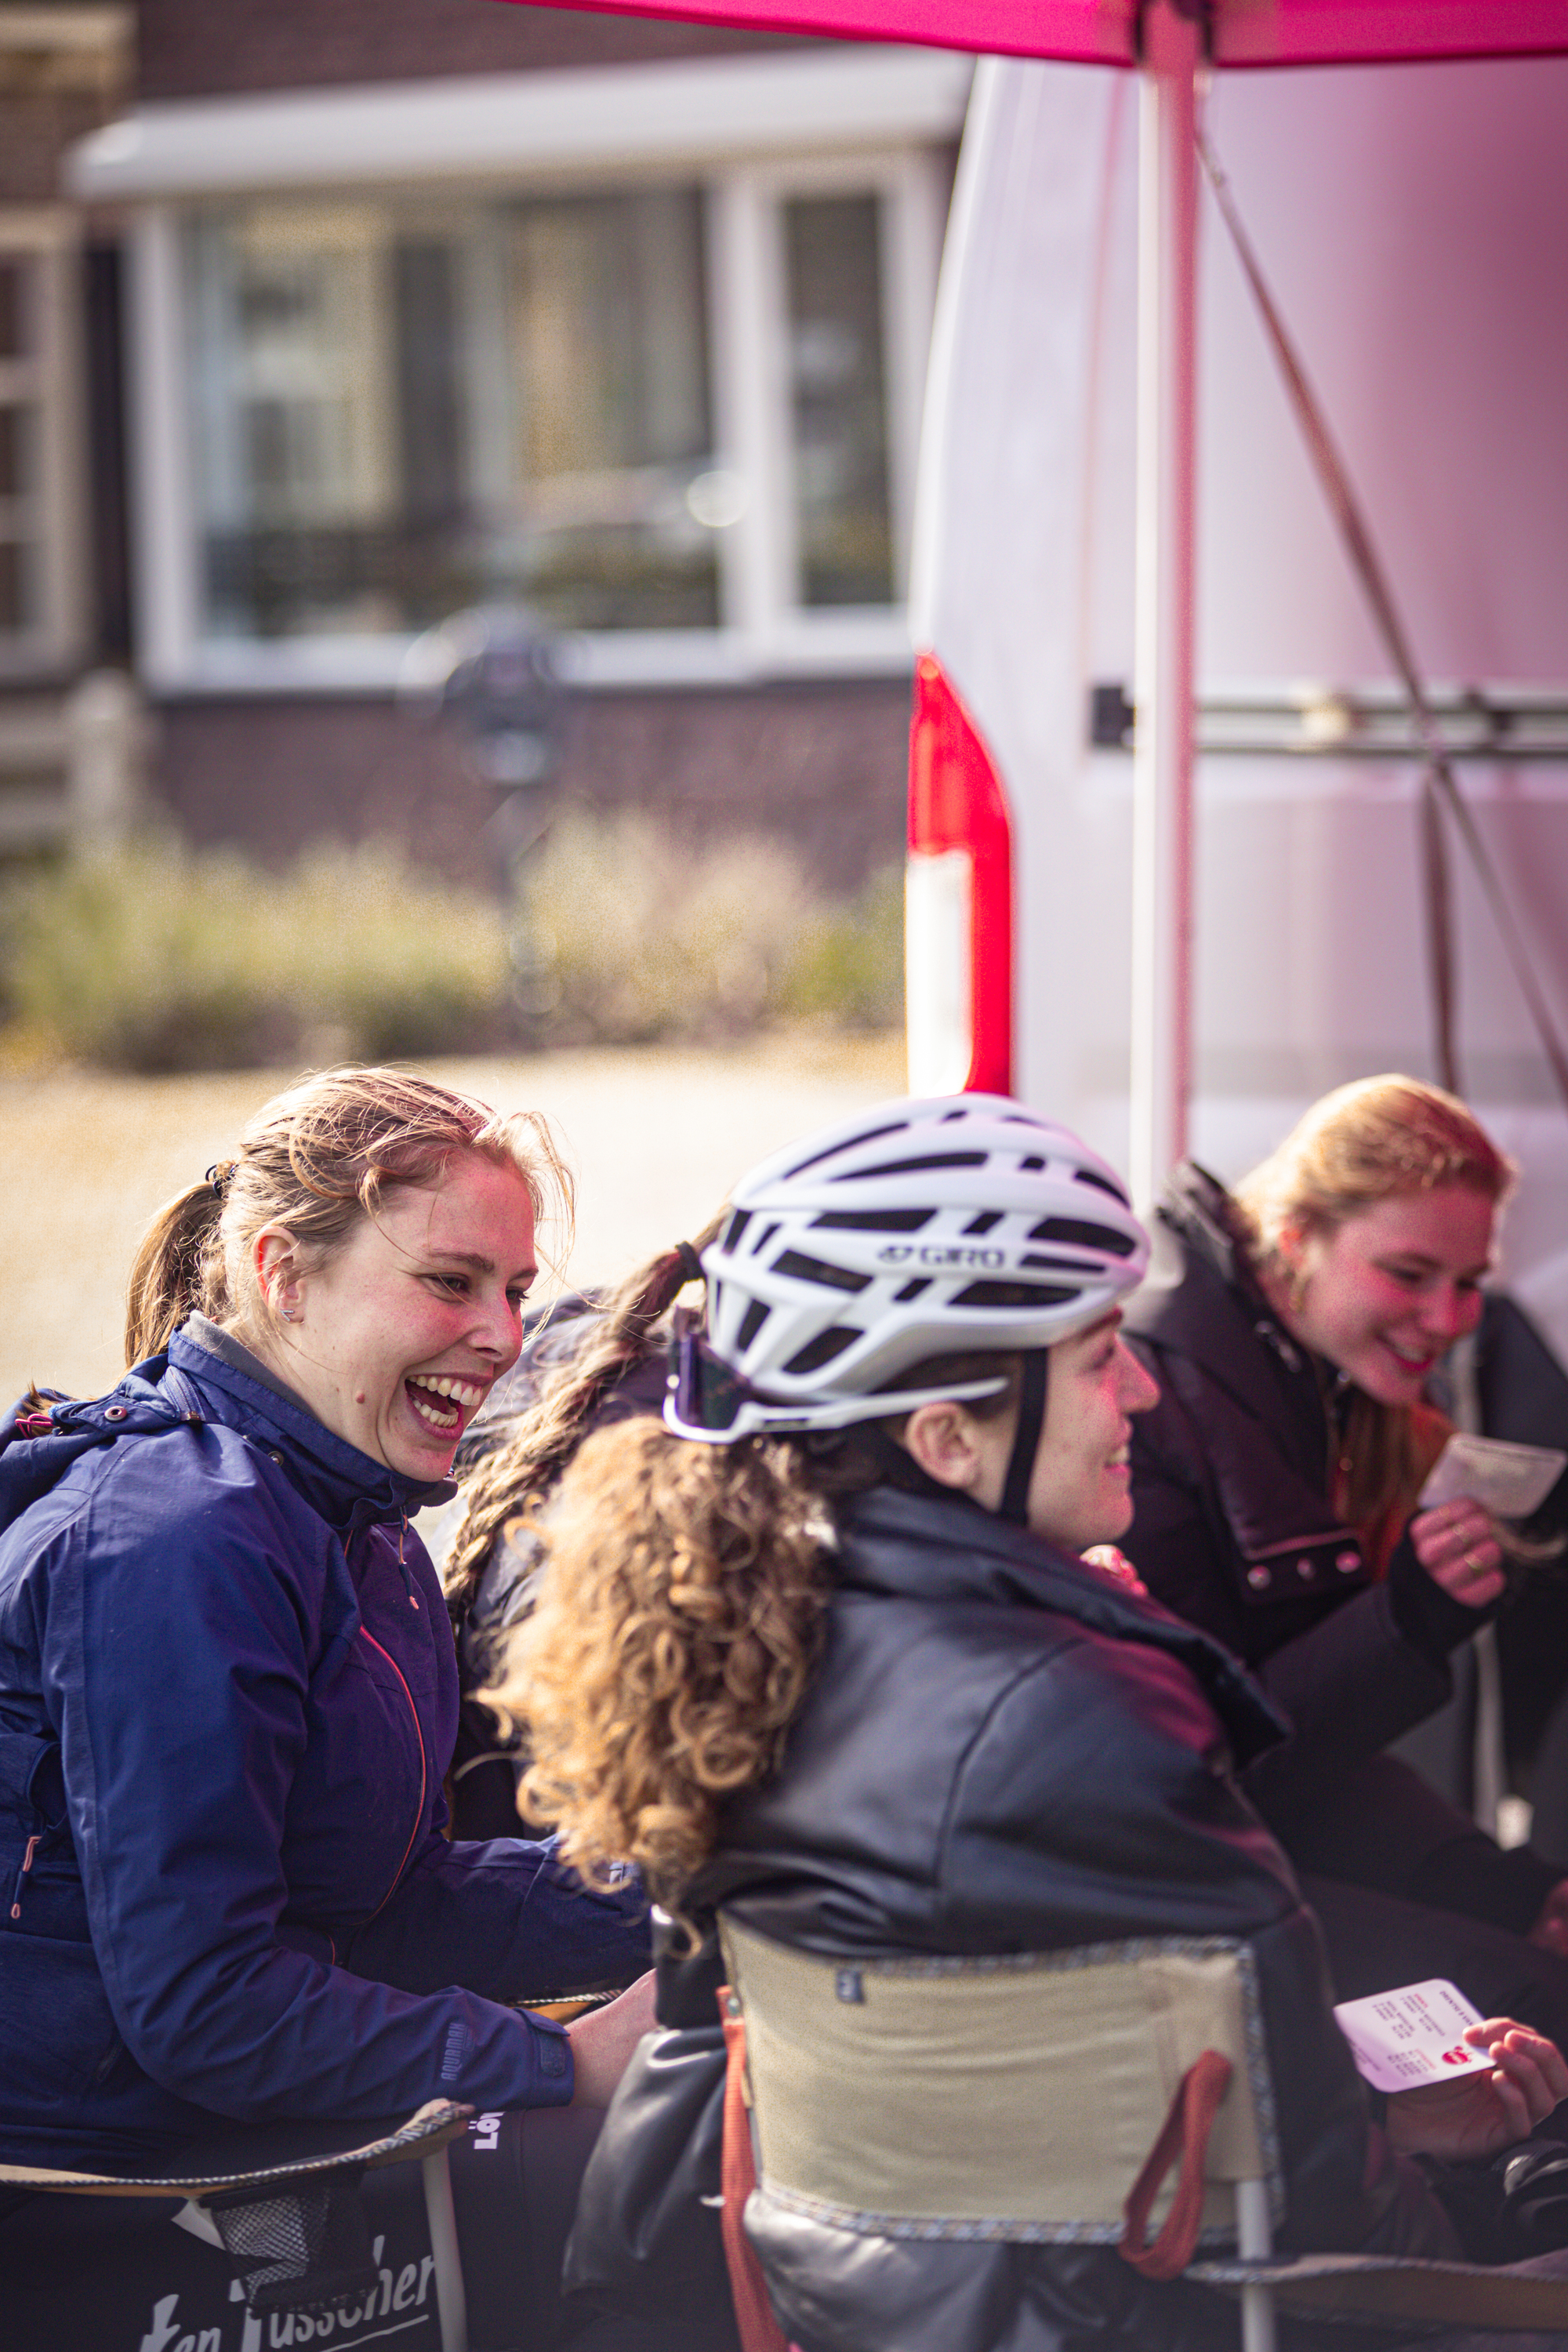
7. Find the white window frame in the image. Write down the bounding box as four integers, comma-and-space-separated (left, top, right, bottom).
89, 49, 965, 695
0, 209, 88, 679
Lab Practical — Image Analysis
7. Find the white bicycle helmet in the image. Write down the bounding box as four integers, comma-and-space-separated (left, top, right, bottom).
665, 1094, 1148, 1447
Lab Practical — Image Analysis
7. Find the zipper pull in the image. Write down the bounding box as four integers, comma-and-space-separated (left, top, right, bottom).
399, 1510, 419, 1606
9, 1833, 41, 1922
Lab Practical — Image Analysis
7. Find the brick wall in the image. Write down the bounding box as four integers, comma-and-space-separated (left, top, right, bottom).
137, 0, 814, 103
150, 678, 910, 898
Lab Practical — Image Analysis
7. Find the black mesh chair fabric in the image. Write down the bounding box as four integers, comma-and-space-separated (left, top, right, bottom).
207, 2163, 377, 2314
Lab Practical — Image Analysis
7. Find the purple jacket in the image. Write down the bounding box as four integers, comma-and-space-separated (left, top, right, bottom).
0, 1327, 648, 2169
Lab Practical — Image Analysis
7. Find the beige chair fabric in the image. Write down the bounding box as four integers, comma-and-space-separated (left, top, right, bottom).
717, 1916, 1276, 2245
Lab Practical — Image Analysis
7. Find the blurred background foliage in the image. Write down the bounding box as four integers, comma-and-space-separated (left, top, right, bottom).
0, 818, 903, 1073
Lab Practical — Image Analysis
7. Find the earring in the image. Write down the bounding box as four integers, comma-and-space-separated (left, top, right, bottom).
281, 1306, 299, 1324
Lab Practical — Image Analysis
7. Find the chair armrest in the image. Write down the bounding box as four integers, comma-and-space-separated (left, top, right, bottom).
0, 2099, 473, 2201
1190, 2251, 1568, 2332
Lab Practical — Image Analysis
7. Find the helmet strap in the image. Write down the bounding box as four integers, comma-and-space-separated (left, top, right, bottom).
999, 1350, 1051, 1526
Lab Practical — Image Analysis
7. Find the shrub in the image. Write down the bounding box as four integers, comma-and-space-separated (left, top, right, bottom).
3, 837, 513, 1073
518, 809, 834, 1045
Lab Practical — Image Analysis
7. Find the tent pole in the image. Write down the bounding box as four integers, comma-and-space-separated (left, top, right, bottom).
1130, 0, 1200, 1207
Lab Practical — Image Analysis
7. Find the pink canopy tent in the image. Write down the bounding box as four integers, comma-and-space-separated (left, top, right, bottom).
510, 0, 1568, 1190
511, 1, 1568, 67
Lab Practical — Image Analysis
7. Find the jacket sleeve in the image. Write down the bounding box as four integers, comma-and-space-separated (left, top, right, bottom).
343, 1833, 650, 2000
47, 1450, 576, 2124
941, 1638, 1461, 2264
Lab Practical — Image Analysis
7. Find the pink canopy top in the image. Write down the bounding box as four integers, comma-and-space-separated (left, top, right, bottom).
506, 0, 1568, 66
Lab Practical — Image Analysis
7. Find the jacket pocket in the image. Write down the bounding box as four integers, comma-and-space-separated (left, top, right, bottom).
0, 1925, 123, 2107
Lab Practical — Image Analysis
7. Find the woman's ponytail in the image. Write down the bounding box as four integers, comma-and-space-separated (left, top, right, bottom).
124, 1180, 227, 1367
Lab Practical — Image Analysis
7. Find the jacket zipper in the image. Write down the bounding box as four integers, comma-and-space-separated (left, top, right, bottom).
9, 1833, 40, 1922
358, 1627, 427, 1920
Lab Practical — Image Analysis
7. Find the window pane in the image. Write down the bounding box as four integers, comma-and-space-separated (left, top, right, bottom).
0, 256, 31, 363
784, 195, 894, 609
0, 403, 33, 502
0, 539, 31, 635
187, 191, 717, 641
505, 190, 717, 628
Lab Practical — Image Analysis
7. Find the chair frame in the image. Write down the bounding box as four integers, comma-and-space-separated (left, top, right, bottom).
0, 2097, 473, 2352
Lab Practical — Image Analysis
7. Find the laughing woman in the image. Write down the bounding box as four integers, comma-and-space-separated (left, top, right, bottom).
0, 1067, 652, 2193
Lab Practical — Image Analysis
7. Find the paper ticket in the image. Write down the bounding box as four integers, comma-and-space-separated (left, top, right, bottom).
1419, 1432, 1566, 1521
1333, 1979, 1488, 2093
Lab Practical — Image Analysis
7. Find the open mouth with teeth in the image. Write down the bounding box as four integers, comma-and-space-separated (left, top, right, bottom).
405, 1372, 488, 1441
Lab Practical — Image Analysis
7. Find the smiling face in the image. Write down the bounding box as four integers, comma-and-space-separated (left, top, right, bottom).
1278, 1184, 1494, 1406
908, 1312, 1160, 1552
249, 1149, 538, 1479
1021, 1313, 1161, 1550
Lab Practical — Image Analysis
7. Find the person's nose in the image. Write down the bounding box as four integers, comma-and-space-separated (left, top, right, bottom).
1116, 1340, 1160, 1415
1423, 1283, 1480, 1348
469, 1284, 523, 1367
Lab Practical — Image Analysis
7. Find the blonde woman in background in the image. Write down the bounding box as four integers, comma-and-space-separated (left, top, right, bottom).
1124, 1076, 1568, 2031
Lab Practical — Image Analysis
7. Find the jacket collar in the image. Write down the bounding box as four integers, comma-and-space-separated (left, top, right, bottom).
1123, 1161, 1323, 1431
836, 1483, 1287, 1766
163, 1326, 456, 1533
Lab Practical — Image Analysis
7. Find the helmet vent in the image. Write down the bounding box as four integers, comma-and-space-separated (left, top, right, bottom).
893, 1278, 931, 1302
810, 1207, 932, 1233
1019, 1156, 1046, 1171
722, 1207, 753, 1254
782, 1328, 857, 1376
833, 1152, 988, 1181
1075, 1167, 1132, 1207
774, 1249, 871, 1295
784, 1121, 909, 1179
1028, 1216, 1139, 1257
964, 1210, 1003, 1235
737, 1299, 770, 1352
953, 1280, 1078, 1309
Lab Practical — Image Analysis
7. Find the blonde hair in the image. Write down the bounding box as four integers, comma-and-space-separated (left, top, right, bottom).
489, 1352, 1020, 1904
125, 1065, 572, 1367
1234, 1076, 1512, 1555
441, 1210, 726, 1624
1236, 1075, 1512, 1264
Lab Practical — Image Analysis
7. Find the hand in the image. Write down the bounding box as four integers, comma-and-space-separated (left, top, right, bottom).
1385, 2020, 1568, 2160
1411, 1499, 1505, 1610
1081, 1544, 1148, 1598
565, 1970, 658, 2107
1530, 1881, 1568, 1958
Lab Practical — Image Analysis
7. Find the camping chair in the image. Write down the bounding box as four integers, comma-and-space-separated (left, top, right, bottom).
0, 2097, 472, 2351
715, 1915, 1568, 2352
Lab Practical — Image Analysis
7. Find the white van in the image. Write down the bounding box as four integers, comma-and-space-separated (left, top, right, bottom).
906, 49, 1568, 1354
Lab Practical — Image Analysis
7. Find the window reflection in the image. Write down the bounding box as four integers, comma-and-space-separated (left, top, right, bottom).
784, 195, 893, 610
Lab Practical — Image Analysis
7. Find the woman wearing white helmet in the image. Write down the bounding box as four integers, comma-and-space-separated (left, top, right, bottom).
493, 1096, 1568, 2352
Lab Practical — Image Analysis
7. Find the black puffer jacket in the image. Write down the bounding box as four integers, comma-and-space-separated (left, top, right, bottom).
1122, 1163, 1557, 1936
568, 1483, 1463, 2352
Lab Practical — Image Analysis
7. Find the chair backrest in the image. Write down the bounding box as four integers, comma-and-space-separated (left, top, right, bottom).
717, 1915, 1282, 2249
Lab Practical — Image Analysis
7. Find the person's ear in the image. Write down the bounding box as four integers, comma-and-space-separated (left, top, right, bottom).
901, 1399, 990, 1496
254, 1225, 305, 1327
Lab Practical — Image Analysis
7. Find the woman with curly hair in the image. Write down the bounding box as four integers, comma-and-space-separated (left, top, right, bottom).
1123, 1076, 1568, 2033
491, 1094, 1568, 2352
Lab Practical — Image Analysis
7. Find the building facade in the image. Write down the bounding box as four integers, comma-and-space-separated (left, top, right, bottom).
71, 0, 968, 887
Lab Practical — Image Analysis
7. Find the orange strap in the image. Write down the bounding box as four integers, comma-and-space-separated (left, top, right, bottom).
717, 1987, 792, 2352
1119, 2047, 1234, 2281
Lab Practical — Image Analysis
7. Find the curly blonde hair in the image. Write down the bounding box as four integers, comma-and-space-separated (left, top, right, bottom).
1234, 1075, 1512, 1557
492, 1421, 839, 1906
490, 1350, 1021, 1904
